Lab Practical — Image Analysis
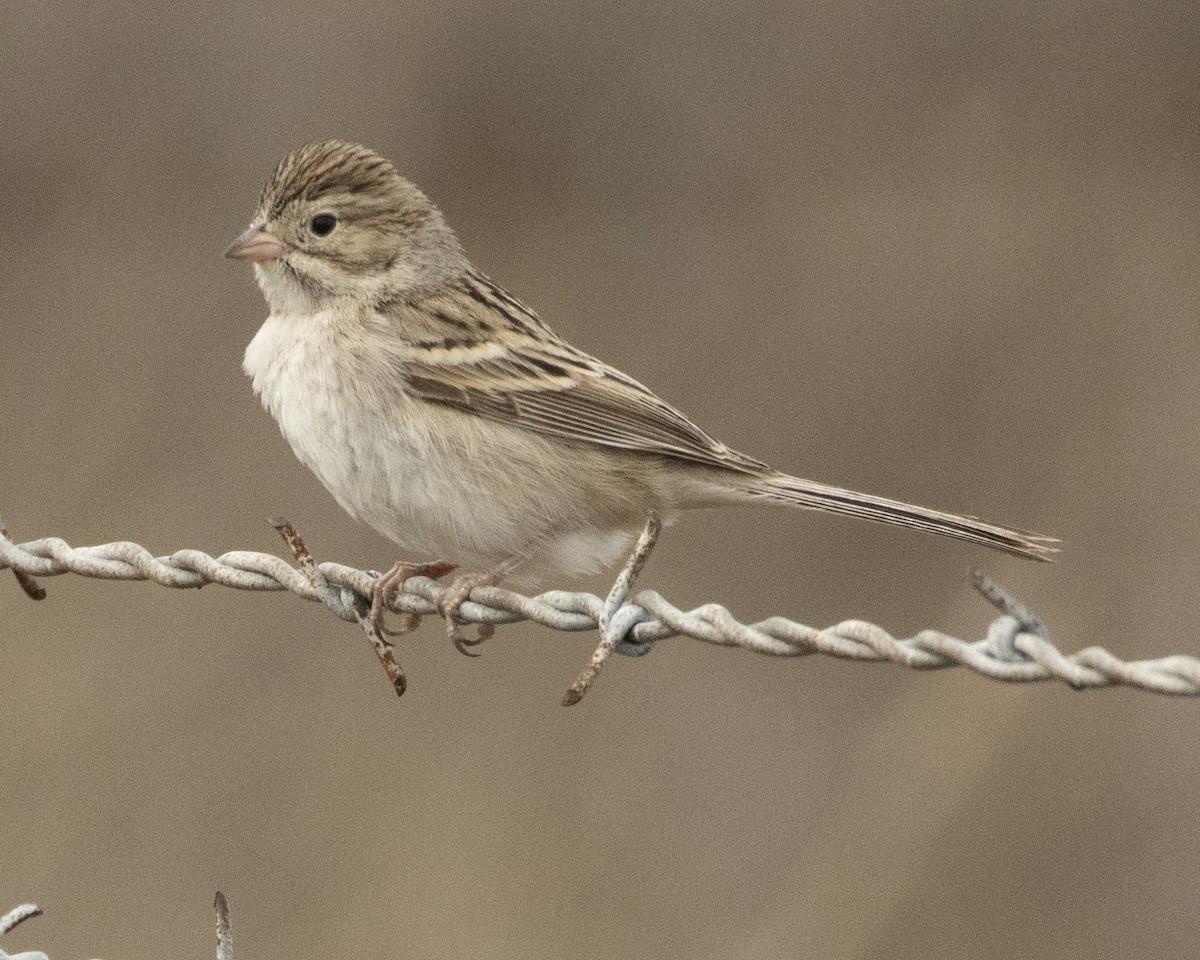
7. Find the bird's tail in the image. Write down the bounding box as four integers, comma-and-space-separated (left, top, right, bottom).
743, 471, 1059, 561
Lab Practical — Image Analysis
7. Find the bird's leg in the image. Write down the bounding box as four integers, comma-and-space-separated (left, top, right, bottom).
370, 559, 458, 636
437, 553, 529, 656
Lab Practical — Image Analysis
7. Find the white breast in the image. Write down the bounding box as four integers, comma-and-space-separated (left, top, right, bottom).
244, 310, 356, 501
243, 309, 434, 530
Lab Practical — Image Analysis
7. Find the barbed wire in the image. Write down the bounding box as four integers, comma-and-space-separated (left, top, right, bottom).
3, 516, 1199, 702
0, 894, 233, 960
0, 904, 48, 960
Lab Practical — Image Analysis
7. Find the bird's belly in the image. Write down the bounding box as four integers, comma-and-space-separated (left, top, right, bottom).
304, 405, 645, 579
248, 325, 653, 579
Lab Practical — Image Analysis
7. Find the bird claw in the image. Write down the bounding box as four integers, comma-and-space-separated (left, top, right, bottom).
369, 560, 457, 636
371, 557, 516, 656
437, 572, 503, 656
380, 613, 422, 637
449, 622, 495, 657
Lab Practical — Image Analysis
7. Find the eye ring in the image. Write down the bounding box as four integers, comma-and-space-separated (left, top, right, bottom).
310, 213, 338, 237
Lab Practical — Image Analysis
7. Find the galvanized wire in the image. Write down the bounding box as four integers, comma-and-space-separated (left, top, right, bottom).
0, 904, 47, 960
3, 522, 1199, 698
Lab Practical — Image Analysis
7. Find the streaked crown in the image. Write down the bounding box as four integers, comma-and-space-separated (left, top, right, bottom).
258, 139, 432, 232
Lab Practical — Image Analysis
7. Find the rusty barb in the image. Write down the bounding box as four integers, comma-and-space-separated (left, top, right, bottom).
4, 514, 1200, 703
214, 892, 233, 960
269, 516, 408, 697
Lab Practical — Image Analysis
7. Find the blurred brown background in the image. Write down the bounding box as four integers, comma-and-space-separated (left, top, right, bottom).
2, 1, 1198, 957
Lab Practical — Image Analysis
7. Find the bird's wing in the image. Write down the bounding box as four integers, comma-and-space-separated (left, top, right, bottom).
388, 328, 768, 474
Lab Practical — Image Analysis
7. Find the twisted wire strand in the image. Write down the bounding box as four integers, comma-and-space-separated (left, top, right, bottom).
3, 523, 1199, 698
0, 904, 47, 960
0, 906, 41, 940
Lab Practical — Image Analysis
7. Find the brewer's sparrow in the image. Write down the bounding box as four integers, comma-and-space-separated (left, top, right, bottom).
226, 140, 1056, 649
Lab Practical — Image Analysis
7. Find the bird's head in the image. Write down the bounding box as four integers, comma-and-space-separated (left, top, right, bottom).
225, 140, 465, 312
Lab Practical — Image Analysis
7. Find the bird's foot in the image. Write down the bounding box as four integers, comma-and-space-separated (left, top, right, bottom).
369, 560, 457, 636
436, 570, 508, 656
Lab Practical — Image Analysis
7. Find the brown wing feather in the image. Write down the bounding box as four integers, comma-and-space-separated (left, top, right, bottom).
380, 272, 766, 472
397, 337, 767, 474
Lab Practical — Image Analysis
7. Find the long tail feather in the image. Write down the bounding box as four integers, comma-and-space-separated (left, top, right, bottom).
746, 472, 1059, 561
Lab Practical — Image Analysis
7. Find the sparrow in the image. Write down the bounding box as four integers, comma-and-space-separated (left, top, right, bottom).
226, 140, 1056, 651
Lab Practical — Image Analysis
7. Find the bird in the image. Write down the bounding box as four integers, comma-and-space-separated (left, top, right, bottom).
225, 139, 1057, 652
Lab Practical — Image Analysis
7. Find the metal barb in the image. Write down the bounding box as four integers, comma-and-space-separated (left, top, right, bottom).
271, 518, 407, 697
0, 903, 48, 960
563, 512, 662, 706
970, 569, 1049, 639
0, 905, 41, 938
3, 519, 1199, 701
215, 891, 233, 960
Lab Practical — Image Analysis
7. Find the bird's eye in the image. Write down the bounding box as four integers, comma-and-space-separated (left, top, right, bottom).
310, 213, 338, 237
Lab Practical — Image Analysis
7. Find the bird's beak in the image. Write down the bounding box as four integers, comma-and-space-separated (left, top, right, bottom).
224, 224, 287, 262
